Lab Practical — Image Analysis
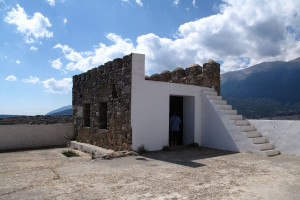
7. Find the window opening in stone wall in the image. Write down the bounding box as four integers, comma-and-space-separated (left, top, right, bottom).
99, 102, 108, 129
84, 104, 90, 127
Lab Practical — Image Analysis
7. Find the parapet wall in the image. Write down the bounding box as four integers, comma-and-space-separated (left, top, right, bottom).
249, 120, 300, 156
145, 60, 220, 95
0, 123, 74, 151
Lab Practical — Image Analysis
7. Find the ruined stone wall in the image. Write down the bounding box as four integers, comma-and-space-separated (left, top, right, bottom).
72, 54, 132, 151
0, 115, 72, 125
145, 60, 220, 95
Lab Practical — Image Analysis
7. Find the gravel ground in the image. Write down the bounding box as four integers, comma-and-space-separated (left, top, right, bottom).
0, 147, 299, 200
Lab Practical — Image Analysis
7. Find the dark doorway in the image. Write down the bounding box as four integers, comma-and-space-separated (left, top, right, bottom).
169, 96, 183, 146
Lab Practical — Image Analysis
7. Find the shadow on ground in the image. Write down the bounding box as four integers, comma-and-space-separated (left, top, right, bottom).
138, 146, 236, 168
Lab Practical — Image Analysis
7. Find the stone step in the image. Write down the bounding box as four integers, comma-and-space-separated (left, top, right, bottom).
207, 95, 222, 100
224, 110, 237, 115
228, 115, 243, 120
238, 125, 255, 132
264, 149, 280, 157
246, 131, 262, 138
211, 100, 227, 105
258, 143, 273, 151
201, 87, 213, 91
71, 141, 114, 157
203, 90, 217, 96
253, 136, 266, 144
234, 119, 249, 126
217, 104, 232, 110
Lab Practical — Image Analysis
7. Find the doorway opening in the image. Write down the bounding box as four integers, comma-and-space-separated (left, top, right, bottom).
169, 96, 183, 146
169, 95, 195, 146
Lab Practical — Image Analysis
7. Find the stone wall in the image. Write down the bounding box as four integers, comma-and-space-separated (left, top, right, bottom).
0, 115, 72, 125
145, 60, 220, 95
72, 54, 132, 151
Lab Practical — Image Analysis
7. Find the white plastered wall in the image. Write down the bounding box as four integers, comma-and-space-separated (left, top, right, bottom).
0, 124, 74, 150
131, 54, 207, 151
249, 120, 300, 155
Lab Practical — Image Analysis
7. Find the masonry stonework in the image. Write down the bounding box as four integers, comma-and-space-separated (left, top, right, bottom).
73, 53, 220, 150
145, 60, 220, 95
73, 55, 132, 151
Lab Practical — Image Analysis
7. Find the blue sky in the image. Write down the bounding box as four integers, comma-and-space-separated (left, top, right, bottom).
1, 0, 300, 114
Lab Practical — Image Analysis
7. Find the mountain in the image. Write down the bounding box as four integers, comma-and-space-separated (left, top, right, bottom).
48, 109, 72, 116
46, 105, 72, 116
221, 57, 300, 119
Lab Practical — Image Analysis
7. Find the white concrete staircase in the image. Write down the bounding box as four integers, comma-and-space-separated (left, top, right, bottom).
203, 89, 280, 157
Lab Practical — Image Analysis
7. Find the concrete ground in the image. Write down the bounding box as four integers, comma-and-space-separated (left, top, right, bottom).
0, 147, 300, 200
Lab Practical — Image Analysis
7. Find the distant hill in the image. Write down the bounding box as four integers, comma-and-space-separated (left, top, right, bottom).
46, 105, 72, 116
221, 57, 300, 119
48, 108, 72, 116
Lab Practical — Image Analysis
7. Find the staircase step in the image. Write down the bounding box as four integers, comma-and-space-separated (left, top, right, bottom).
201, 87, 213, 91
217, 104, 232, 110
234, 120, 249, 126
258, 143, 273, 151
246, 131, 261, 138
238, 125, 255, 132
224, 110, 237, 115
207, 95, 222, 100
253, 136, 266, 144
264, 149, 280, 157
228, 115, 243, 120
211, 100, 227, 105
203, 91, 217, 96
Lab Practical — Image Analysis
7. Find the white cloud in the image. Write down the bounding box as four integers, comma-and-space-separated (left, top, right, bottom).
51, 58, 63, 70
121, 0, 142, 7
135, 0, 143, 7
29, 46, 38, 51
192, 0, 197, 8
134, 0, 300, 73
4, 4, 53, 43
53, 0, 300, 74
16, 60, 20, 64
5, 75, 17, 81
21, 75, 39, 84
47, 0, 55, 6
63, 17, 67, 24
42, 78, 72, 94
173, 0, 180, 6
53, 33, 134, 72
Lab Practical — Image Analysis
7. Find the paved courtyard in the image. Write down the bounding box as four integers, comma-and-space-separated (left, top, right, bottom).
0, 147, 300, 200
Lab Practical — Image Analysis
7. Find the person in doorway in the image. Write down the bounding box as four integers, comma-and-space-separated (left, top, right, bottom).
169, 112, 181, 147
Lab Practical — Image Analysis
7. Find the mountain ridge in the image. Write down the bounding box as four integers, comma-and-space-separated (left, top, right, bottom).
221, 57, 300, 119
46, 105, 72, 116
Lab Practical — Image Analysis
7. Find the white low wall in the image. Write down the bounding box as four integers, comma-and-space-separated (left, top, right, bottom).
0, 123, 74, 150
249, 120, 300, 156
